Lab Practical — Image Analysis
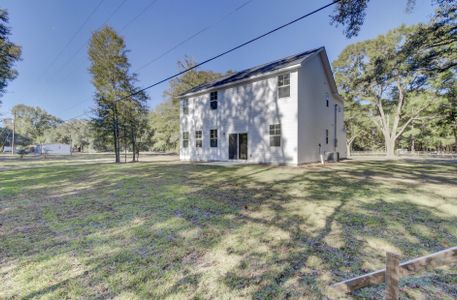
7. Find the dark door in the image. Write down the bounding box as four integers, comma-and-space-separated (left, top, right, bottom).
229, 134, 238, 159
238, 133, 248, 160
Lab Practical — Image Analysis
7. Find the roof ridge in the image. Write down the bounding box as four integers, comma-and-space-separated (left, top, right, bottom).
180, 47, 324, 97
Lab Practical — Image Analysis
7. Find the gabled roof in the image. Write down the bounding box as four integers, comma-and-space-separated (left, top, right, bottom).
180, 47, 325, 97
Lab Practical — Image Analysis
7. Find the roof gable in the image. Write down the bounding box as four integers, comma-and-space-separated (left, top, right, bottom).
180, 47, 324, 97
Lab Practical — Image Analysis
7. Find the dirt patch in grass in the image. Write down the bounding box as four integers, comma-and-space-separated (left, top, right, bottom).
0, 155, 456, 299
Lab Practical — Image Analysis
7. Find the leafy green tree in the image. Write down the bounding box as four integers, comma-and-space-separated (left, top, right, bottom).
330, 0, 454, 37
401, 2, 456, 73
433, 70, 457, 150
45, 119, 92, 151
333, 56, 372, 155
149, 57, 223, 152
11, 104, 61, 144
88, 26, 148, 162
333, 26, 440, 156
0, 8, 21, 101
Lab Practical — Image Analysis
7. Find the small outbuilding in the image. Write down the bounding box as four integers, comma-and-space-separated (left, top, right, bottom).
35, 143, 71, 155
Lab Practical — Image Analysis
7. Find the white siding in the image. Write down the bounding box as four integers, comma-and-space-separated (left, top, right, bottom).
180, 70, 299, 164
297, 54, 346, 164
180, 51, 347, 165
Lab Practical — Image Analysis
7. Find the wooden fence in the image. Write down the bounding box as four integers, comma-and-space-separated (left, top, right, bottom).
330, 246, 457, 299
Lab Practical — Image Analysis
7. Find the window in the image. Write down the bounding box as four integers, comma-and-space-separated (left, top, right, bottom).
195, 130, 202, 148
182, 99, 189, 115
182, 132, 189, 148
210, 129, 218, 147
269, 124, 281, 147
326, 93, 329, 107
325, 129, 329, 144
210, 91, 218, 110
277, 74, 290, 98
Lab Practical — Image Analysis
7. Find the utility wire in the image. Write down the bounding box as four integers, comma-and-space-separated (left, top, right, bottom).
63, 0, 341, 122
126, 0, 341, 100
52, 0, 128, 77
134, 0, 254, 72
59, 0, 250, 113
64, 111, 92, 123
37, 0, 134, 117
120, 0, 160, 32
39, 0, 105, 79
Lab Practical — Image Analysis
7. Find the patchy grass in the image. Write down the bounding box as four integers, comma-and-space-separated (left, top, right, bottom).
0, 155, 456, 299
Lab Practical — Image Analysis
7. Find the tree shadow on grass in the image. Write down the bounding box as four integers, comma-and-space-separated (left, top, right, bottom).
2, 159, 456, 299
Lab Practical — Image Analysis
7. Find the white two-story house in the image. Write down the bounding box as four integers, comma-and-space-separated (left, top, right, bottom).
179, 47, 346, 165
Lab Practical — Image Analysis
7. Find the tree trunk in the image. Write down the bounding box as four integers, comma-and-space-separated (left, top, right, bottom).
385, 137, 396, 158
453, 127, 457, 152
131, 128, 137, 162
123, 128, 128, 163
113, 126, 120, 163
346, 141, 352, 157
113, 105, 121, 163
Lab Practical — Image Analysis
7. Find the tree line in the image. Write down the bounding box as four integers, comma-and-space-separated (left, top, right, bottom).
1, 1, 455, 160
334, 3, 456, 155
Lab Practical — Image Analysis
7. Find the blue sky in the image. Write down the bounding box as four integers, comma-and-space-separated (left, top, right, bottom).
0, 0, 434, 120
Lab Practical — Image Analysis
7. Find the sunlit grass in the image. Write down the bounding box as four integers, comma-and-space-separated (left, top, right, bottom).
1, 155, 456, 299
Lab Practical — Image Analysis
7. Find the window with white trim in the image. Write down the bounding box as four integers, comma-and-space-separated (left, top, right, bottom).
269, 124, 281, 147
182, 99, 189, 115
277, 74, 290, 98
210, 129, 217, 147
195, 130, 202, 148
182, 132, 189, 148
210, 91, 218, 110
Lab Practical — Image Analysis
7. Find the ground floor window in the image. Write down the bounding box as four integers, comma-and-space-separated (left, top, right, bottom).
326, 129, 329, 144
269, 124, 281, 147
210, 129, 218, 147
182, 132, 189, 148
195, 130, 202, 147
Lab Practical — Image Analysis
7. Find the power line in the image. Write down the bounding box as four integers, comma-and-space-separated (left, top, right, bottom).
120, 0, 160, 32
134, 0, 254, 72
51, 0, 129, 78
59, 0, 252, 113
103, 0, 129, 25
34, 0, 136, 118
63, 0, 341, 122
64, 111, 92, 123
39, 0, 105, 79
127, 0, 341, 100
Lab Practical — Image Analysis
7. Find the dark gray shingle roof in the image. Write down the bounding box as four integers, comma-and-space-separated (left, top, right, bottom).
180, 47, 323, 97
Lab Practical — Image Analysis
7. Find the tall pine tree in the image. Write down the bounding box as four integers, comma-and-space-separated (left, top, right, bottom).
88, 26, 147, 163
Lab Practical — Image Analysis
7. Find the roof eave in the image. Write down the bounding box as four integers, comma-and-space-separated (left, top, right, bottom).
178, 63, 302, 99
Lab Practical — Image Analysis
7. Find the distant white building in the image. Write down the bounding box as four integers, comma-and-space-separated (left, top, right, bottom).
2, 146, 15, 153
35, 143, 71, 155
178, 47, 346, 165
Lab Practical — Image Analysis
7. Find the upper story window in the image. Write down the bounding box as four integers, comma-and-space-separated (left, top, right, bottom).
269, 124, 281, 147
182, 132, 189, 148
325, 93, 329, 107
182, 99, 189, 115
210, 129, 218, 147
195, 130, 202, 148
210, 91, 218, 110
277, 73, 290, 98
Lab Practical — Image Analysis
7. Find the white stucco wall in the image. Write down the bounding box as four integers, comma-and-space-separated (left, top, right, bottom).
180, 69, 299, 164
297, 54, 347, 164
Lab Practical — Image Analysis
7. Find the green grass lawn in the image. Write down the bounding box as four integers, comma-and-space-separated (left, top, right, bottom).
1, 155, 456, 299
